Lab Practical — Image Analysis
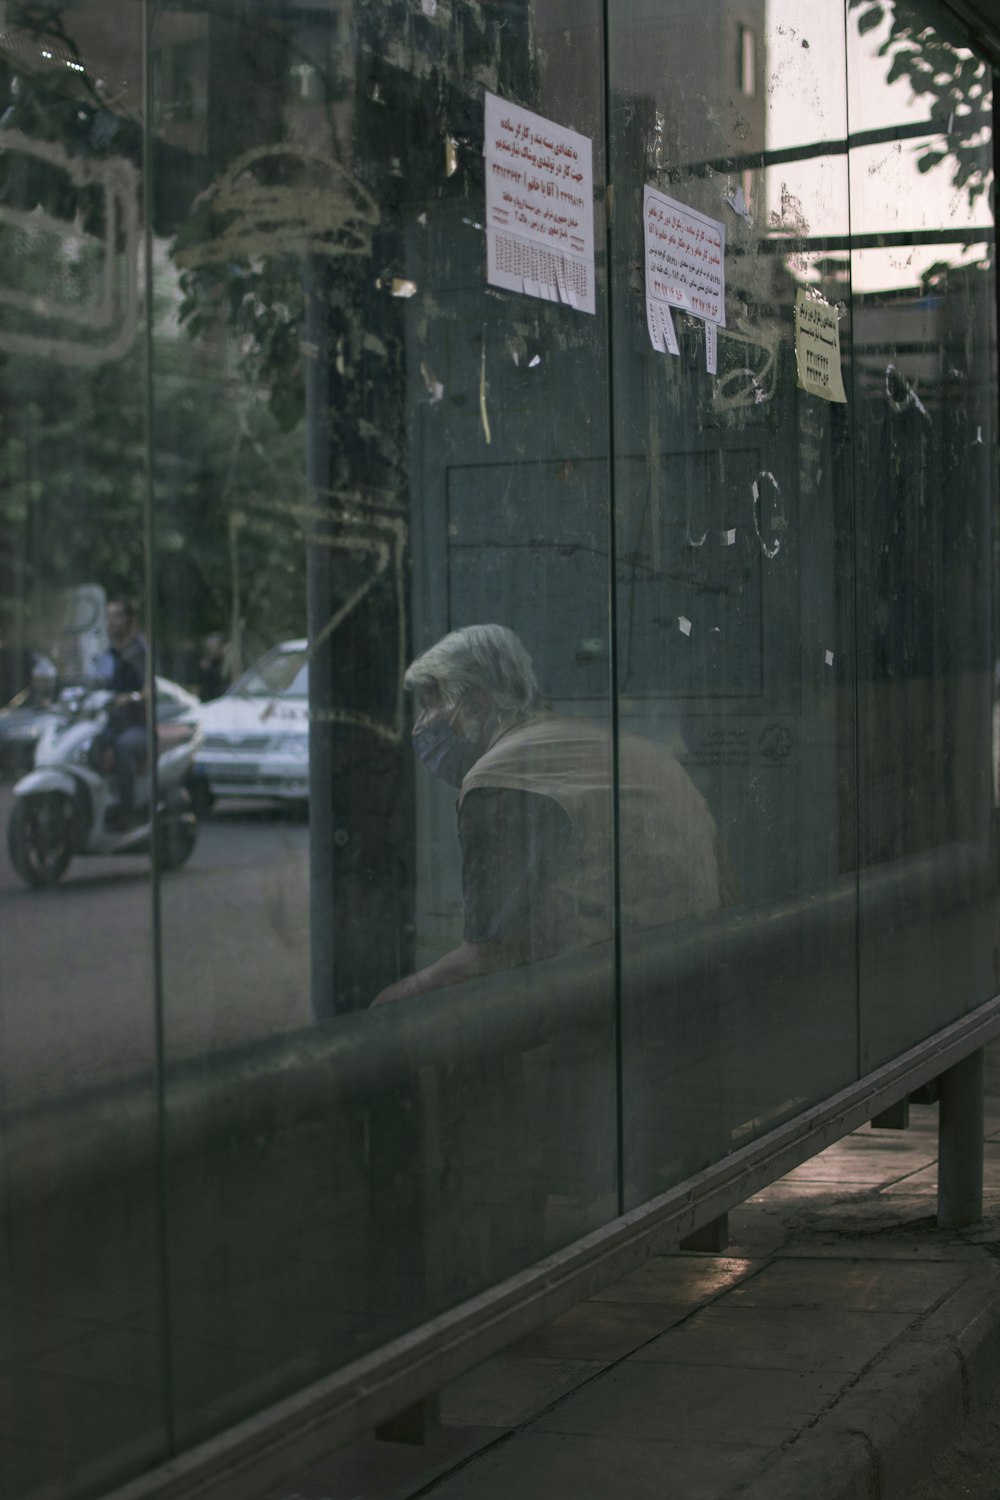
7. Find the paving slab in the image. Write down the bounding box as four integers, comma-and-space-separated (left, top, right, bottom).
587, 1254, 760, 1305
399, 1432, 778, 1500
440, 1356, 606, 1429
630, 1304, 913, 1372
720, 1256, 970, 1312
504, 1298, 690, 1362
531, 1360, 845, 1443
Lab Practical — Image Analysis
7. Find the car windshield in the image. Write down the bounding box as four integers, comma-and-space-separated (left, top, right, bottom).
230, 648, 308, 698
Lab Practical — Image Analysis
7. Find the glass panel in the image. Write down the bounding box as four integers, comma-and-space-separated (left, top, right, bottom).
150, 0, 616, 1448
847, 0, 999, 1068
608, 0, 860, 1205
3, 0, 998, 1484
0, 4, 169, 1495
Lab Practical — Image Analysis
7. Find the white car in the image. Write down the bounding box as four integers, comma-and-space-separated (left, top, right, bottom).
186, 640, 309, 807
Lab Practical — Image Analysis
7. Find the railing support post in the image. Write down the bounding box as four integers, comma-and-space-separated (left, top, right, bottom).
375, 1393, 441, 1446
680, 1213, 729, 1252
937, 1047, 984, 1230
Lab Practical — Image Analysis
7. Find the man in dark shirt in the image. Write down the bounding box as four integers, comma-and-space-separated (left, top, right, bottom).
94, 597, 148, 826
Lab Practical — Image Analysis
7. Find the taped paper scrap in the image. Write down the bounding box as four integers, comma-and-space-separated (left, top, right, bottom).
725, 183, 754, 227
705, 320, 717, 375
646, 299, 665, 353
659, 302, 679, 355
724, 528, 736, 546
825, 650, 834, 666
678, 616, 692, 636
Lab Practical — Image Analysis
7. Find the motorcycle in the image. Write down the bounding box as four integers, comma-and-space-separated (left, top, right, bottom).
7, 688, 202, 888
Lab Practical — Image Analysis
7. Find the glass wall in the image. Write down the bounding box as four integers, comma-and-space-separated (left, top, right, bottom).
0, 1, 995, 1495
846, 0, 1000, 1068
0, 7, 170, 1498
150, 0, 619, 1448
608, 0, 860, 1205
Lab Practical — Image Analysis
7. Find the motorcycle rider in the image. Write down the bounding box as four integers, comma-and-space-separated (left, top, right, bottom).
93, 597, 148, 829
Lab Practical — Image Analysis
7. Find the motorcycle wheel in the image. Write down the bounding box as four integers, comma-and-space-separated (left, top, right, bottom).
8, 792, 75, 888
159, 788, 198, 872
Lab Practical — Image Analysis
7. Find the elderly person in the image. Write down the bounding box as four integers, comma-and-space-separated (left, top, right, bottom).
373, 623, 731, 1006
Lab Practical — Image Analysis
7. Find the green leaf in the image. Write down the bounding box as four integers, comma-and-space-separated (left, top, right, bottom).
885, 49, 916, 84
857, 5, 885, 34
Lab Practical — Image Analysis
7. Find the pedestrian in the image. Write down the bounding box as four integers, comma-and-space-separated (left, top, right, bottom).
196, 632, 229, 702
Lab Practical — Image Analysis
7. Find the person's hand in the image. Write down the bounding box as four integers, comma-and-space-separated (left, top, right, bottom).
371, 976, 417, 1008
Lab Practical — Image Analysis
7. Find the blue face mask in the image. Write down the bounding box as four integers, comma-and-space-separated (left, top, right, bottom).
412, 717, 479, 787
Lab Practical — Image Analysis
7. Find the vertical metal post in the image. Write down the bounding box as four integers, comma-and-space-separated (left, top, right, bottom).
681, 1214, 730, 1253
304, 251, 337, 1021
937, 1047, 984, 1229
375, 1393, 441, 1446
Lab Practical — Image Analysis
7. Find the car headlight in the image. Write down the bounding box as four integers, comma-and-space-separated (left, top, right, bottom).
274, 736, 308, 758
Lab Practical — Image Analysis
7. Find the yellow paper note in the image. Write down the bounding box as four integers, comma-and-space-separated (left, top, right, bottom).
795, 290, 847, 404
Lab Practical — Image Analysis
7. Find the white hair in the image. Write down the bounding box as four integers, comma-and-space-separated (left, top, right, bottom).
405, 624, 540, 724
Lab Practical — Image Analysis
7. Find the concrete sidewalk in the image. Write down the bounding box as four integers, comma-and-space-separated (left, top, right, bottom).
265, 1042, 1000, 1500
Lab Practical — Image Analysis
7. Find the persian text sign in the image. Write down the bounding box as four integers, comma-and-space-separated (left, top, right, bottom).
643, 186, 726, 330
794, 290, 847, 403
484, 92, 595, 315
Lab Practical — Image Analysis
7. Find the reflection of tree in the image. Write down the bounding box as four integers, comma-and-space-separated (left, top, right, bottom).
849, 1, 993, 208
152, 316, 310, 669
0, 11, 136, 660
0, 6, 308, 668
0, 231, 145, 623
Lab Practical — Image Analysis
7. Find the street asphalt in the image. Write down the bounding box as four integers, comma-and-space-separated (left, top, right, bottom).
264, 1041, 1000, 1500
0, 786, 311, 1107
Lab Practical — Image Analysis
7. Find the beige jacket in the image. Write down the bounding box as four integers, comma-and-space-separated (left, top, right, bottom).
460, 712, 724, 952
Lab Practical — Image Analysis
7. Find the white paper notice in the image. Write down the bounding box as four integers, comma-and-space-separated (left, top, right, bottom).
484, 92, 595, 315
658, 302, 679, 355
794, 289, 847, 404
644, 186, 726, 339
705, 320, 717, 375
646, 299, 665, 354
